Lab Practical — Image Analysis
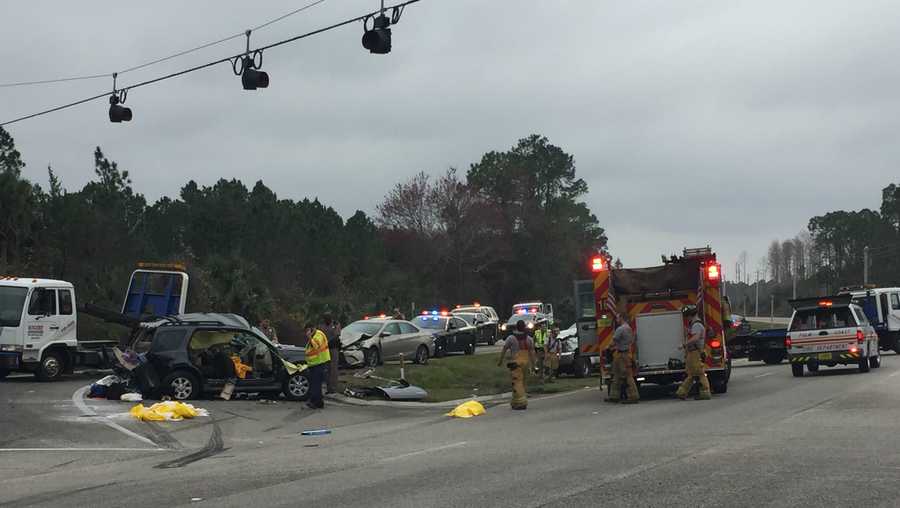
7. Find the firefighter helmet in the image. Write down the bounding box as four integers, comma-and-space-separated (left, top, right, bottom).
681, 304, 698, 317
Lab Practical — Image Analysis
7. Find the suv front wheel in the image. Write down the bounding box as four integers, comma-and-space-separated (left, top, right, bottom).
163, 371, 200, 400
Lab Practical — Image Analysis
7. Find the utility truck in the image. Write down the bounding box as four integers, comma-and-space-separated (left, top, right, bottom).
575, 247, 731, 394
838, 286, 900, 353
0, 264, 188, 381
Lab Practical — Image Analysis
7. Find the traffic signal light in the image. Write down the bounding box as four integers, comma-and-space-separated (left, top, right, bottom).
362, 14, 392, 54
108, 94, 132, 123
241, 66, 269, 90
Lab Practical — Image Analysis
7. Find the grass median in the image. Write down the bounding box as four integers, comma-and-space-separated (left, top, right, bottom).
339, 353, 597, 402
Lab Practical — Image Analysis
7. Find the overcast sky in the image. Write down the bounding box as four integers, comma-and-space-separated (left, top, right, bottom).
3, 1, 899, 276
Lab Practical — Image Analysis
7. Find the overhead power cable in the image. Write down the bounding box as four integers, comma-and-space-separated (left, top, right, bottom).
0, 0, 328, 89
0, 0, 419, 127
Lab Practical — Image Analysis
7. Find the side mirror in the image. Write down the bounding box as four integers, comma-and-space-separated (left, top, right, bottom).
380, 332, 392, 338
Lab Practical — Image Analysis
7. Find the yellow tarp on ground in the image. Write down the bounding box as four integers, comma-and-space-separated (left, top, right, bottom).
129, 401, 208, 422
446, 400, 486, 418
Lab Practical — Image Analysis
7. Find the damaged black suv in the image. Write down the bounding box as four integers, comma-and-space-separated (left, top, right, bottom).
126, 313, 311, 401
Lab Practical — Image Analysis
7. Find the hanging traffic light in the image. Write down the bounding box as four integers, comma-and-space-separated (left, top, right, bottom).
107, 73, 132, 123
362, 14, 392, 54
108, 94, 132, 123
241, 63, 269, 90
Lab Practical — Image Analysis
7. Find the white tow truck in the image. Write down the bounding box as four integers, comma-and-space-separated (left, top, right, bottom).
0, 266, 188, 381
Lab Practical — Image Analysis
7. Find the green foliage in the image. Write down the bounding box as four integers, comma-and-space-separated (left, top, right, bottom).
0, 130, 607, 341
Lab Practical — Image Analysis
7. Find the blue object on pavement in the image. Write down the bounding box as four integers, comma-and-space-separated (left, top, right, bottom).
301, 429, 332, 436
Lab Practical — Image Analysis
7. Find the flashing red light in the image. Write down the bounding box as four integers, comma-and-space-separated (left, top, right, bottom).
785, 337, 792, 348
709, 339, 722, 349
379, 313, 386, 318
850, 346, 859, 354
516, 309, 526, 315
474, 302, 480, 307
530, 308, 538, 313
818, 300, 833, 307
421, 310, 428, 315
706, 263, 721, 283
591, 256, 605, 273
440, 310, 449, 316
363, 316, 370, 320
856, 330, 865, 344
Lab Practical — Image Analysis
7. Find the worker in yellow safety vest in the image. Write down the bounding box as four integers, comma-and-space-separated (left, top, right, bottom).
533, 320, 548, 376
675, 305, 711, 401
304, 322, 332, 409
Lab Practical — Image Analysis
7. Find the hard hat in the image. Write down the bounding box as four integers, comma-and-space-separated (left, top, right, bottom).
681, 305, 698, 316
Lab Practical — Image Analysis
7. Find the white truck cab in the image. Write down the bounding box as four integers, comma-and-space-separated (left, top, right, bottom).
0, 266, 189, 381
840, 286, 900, 353
787, 295, 880, 377
0, 277, 78, 380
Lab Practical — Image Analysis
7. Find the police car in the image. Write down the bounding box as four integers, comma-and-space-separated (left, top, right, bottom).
786, 295, 880, 377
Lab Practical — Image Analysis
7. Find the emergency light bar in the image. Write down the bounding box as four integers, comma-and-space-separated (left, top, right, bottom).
591, 256, 605, 273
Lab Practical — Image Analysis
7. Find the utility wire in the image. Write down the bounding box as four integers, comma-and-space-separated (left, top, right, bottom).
0, 0, 419, 127
0, 0, 328, 88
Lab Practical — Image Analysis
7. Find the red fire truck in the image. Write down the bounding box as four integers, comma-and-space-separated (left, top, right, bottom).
574, 247, 731, 394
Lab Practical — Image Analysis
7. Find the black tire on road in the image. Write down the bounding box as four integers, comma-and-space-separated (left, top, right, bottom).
791, 363, 804, 377
859, 355, 871, 373
415, 345, 429, 364
870, 355, 881, 369
710, 374, 728, 394
283, 372, 310, 401
35, 351, 65, 381
763, 352, 784, 365
162, 370, 200, 400
574, 357, 591, 378
365, 347, 381, 367
807, 362, 819, 373
464, 342, 475, 355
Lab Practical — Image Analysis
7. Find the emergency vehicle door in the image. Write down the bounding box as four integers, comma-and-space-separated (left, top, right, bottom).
888, 293, 900, 331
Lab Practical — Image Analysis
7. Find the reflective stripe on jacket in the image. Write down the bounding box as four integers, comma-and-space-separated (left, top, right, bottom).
305, 329, 332, 366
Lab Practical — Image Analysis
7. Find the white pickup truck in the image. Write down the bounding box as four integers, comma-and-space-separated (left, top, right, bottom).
786, 295, 881, 377
0, 268, 188, 380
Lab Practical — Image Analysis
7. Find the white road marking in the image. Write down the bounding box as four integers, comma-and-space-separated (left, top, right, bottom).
72, 385, 160, 449
0, 448, 169, 452
754, 372, 774, 378
380, 441, 468, 462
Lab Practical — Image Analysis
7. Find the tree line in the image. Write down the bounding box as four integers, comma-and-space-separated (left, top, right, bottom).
727, 184, 900, 317
0, 129, 606, 343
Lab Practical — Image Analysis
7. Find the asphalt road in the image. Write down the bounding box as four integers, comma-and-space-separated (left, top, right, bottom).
3, 355, 900, 508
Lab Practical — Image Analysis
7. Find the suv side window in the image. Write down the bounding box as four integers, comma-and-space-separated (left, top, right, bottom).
28, 288, 57, 316
385, 323, 402, 335
58, 289, 73, 315
892, 293, 900, 311
151, 329, 187, 352
451, 317, 468, 329
398, 322, 418, 334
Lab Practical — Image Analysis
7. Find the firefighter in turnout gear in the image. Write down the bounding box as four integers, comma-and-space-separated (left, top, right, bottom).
498, 320, 537, 410
605, 316, 640, 404
675, 305, 711, 400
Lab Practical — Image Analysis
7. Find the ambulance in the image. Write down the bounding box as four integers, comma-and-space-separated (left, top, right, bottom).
577, 247, 731, 394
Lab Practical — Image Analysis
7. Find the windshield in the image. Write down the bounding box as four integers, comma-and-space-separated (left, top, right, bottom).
0, 286, 28, 327
344, 321, 383, 336
507, 314, 538, 325
790, 307, 856, 331
413, 316, 447, 330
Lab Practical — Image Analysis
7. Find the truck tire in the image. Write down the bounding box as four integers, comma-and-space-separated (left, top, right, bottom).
791, 363, 804, 377
869, 355, 881, 369
35, 351, 65, 381
574, 357, 591, 378
807, 362, 819, 373
763, 352, 784, 365
710, 373, 728, 394
858, 355, 870, 373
